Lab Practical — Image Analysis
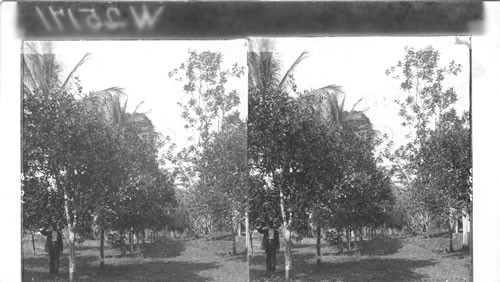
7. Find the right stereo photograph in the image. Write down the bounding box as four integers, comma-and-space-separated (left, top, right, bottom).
247, 36, 472, 282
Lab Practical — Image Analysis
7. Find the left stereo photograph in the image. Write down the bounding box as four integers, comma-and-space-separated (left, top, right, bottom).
21, 40, 250, 282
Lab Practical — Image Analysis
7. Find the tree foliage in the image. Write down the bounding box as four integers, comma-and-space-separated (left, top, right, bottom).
386, 46, 471, 235
168, 50, 247, 250
248, 38, 395, 278
22, 42, 177, 278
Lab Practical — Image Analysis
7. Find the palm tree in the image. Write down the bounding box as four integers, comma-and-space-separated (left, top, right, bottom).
23, 42, 155, 275
22, 41, 96, 282
248, 38, 374, 276
86, 89, 149, 129
248, 38, 370, 132
248, 38, 308, 95
23, 42, 90, 98
84, 89, 159, 265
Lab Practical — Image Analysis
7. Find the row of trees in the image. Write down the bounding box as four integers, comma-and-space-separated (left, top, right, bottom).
21, 41, 472, 281
167, 51, 248, 255
247, 39, 395, 280
385, 46, 472, 251
22, 42, 177, 281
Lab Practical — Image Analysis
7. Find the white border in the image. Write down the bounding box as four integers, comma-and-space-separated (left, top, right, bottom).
1, 2, 500, 282
0, 2, 22, 282
472, 3, 500, 282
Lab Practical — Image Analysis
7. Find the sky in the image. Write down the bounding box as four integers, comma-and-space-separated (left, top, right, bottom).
48, 39, 248, 159
40, 37, 469, 160
271, 36, 470, 149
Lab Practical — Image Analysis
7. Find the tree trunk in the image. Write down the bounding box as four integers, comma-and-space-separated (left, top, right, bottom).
449, 217, 454, 252
100, 228, 105, 267
67, 226, 76, 278
31, 231, 36, 256
347, 229, 351, 252
462, 214, 466, 248
338, 230, 343, 254
316, 226, 321, 265
63, 190, 76, 282
470, 208, 473, 257
135, 231, 139, 249
284, 226, 292, 281
232, 229, 237, 255
120, 231, 125, 256
142, 230, 145, 248
279, 189, 292, 282
245, 211, 251, 282
249, 226, 254, 254
245, 212, 250, 253
129, 229, 133, 254
462, 212, 470, 250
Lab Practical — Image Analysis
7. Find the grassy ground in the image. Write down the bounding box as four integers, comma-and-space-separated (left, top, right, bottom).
250, 234, 472, 282
22, 233, 471, 281
22, 235, 248, 282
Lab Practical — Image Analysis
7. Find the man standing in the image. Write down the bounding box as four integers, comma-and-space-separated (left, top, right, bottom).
258, 223, 280, 272
41, 223, 63, 274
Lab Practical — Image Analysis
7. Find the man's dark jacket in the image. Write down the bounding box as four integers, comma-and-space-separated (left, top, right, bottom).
257, 226, 280, 251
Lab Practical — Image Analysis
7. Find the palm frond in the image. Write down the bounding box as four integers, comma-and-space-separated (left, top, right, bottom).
133, 101, 145, 114
23, 42, 62, 96
279, 51, 309, 92
339, 95, 346, 118
22, 54, 37, 91
116, 97, 127, 127
60, 53, 91, 93
86, 87, 128, 126
308, 85, 345, 124
248, 38, 283, 93
350, 98, 364, 112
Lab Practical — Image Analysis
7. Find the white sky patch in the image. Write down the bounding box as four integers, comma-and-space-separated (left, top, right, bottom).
46, 40, 248, 158
38, 37, 468, 157
272, 36, 470, 148
27, 37, 469, 168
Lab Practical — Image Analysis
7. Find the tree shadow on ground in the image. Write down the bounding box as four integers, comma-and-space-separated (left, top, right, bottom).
143, 238, 186, 258
222, 252, 248, 263
251, 252, 436, 282
94, 261, 219, 281
289, 243, 317, 249
23, 254, 100, 281
74, 245, 111, 252
23, 254, 219, 282
255, 237, 403, 257
249, 250, 286, 269
358, 237, 404, 256
441, 248, 471, 259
